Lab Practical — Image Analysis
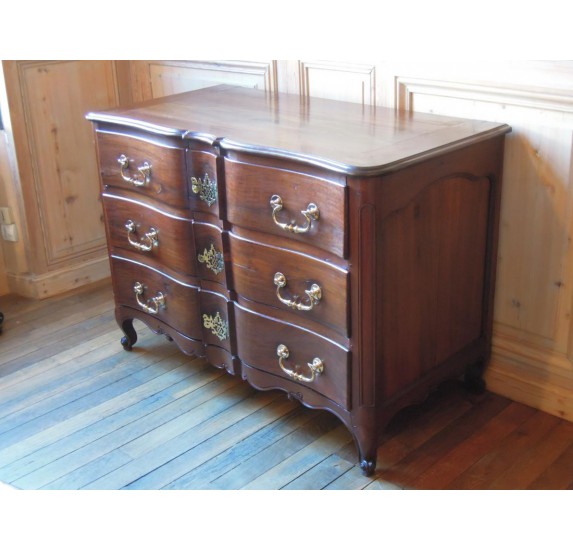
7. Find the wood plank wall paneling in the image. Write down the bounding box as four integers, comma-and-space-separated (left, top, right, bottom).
127, 60, 278, 102
1, 59, 572, 427
1, 61, 126, 298
10, 61, 119, 267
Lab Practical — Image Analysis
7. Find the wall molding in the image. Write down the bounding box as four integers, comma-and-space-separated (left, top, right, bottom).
395, 76, 573, 113
134, 60, 278, 102
7, 255, 110, 299
487, 353, 573, 421
298, 60, 376, 105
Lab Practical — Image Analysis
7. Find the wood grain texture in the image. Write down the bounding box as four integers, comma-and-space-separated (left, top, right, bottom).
224, 157, 347, 257
88, 86, 509, 473
0, 61, 127, 298
234, 303, 350, 408
228, 231, 349, 336
390, 64, 573, 423
103, 194, 196, 277
97, 130, 189, 209
110, 256, 201, 339
87, 85, 509, 177
128, 60, 278, 103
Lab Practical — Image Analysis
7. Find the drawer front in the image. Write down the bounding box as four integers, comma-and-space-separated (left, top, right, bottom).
229, 233, 348, 336
186, 150, 221, 215
194, 222, 226, 285
111, 257, 201, 339
234, 304, 350, 408
199, 290, 233, 354
224, 159, 347, 257
97, 131, 188, 208
103, 194, 196, 277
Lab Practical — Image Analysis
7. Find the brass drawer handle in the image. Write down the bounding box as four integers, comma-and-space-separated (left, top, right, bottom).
273, 272, 321, 311
117, 154, 152, 187
269, 194, 319, 234
133, 282, 165, 314
125, 220, 158, 252
276, 344, 324, 383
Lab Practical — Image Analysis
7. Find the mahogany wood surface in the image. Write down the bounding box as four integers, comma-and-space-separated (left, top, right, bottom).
87, 85, 510, 176
228, 232, 349, 336
193, 222, 227, 285
103, 194, 196, 277
110, 257, 201, 340
97, 130, 189, 208
224, 158, 347, 257
234, 303, 350, 409
88, 85, 511, 475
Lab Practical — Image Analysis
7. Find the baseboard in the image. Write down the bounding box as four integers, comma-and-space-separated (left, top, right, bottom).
7, 256, 111, 299
486, 350, 573, 422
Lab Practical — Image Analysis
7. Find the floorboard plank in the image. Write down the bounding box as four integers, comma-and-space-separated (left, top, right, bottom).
487, 420, 573, 490
0, 344, 188, 454
281, 454, 355, 490
374, 393, 510, 488
0, 331, 162, 427
0, 355, 208, 469
446, 410, 562, 490
411, 402, 536, 489
323, 466, 370, 490
240, 424, 353, 490
208, 411, 341, 490
130, 395, 299, 490
27, 370, 234, 490
527, 442, 573, 490
0, 361, 213, 482
79, 385, 276, 489
140, 406, 312, 490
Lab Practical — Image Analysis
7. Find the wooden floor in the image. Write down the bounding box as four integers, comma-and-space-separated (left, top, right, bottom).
0, 280, 572, 490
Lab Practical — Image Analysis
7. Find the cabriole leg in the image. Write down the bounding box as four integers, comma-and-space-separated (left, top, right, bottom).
119, 318, 138, 351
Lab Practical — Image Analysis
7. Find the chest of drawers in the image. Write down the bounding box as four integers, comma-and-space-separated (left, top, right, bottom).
88, 85, 510, 475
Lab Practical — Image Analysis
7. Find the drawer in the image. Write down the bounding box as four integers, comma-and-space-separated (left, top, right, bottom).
110, 256, 201, 339
234, 304, 350, 408
103, 194, 196, 277
193, 222, 226, 285
97, 131, 189, 208
200, 290, 234, 353
186, 149, 221, 215
224, 159, 347, 257
199, 290, 235, 373
229, 233, 348, 336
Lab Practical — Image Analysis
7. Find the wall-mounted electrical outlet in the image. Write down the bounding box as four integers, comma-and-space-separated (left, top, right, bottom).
0, 206, 13, 225
1, 223, 18, 242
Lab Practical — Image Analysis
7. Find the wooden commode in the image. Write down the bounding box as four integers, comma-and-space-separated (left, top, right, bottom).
87, 85, 510, 475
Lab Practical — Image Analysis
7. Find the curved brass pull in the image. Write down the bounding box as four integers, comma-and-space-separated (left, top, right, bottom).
269, 194, 319, 234
117, 154, 152, 187
133, 282, 165, 314
125, 220, 158, 252
273, 272, 321, 311
276, 344, 324, 383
